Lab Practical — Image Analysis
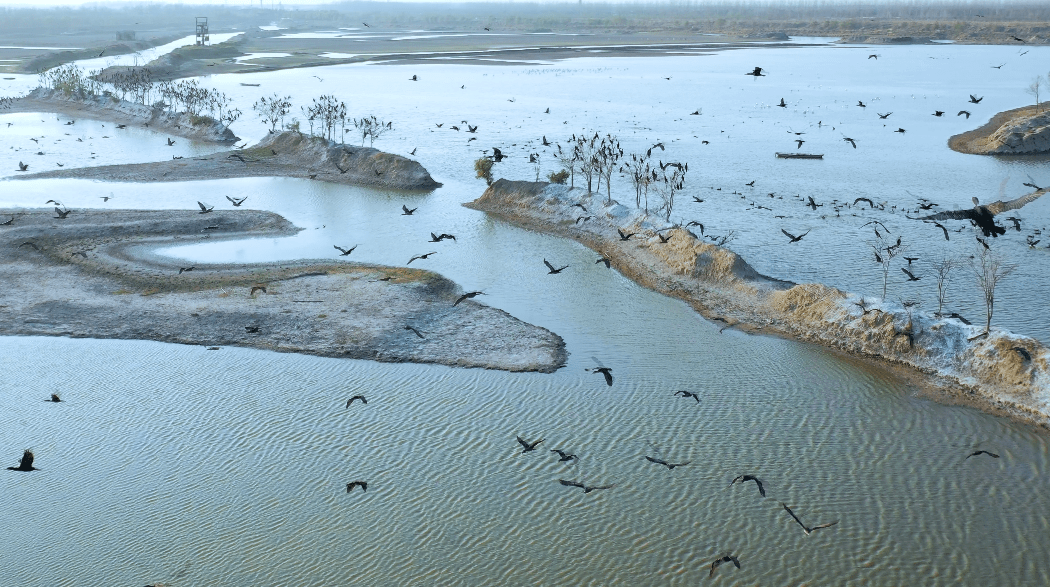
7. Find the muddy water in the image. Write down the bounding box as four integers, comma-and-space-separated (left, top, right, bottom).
1, 40, 1050, 586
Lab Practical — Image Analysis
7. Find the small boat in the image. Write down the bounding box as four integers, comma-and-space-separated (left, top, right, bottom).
776, 152, 823, 159
240, 83, 261, 87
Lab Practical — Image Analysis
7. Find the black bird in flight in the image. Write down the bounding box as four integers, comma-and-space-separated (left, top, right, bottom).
361, 22, 370, 27
903, 256, 919, 265
198, 201, 214, 213
409, 75, 417, 81
781, 503, 839, 535
178, 266, 195, 274
576, 215, 592, 224
550, 449, 579, 462
868, 54, 878, 59
967, 450, 1000, 459
544, 259, 569, 274
709, 554, 741, 577
976, 236, 990, 250
490, 147, 506, 162
843, 137, 857, 148
47, 393, 62, 403
645, 456, 690, 470
586, 366, 613, 387
969, 94, 984, 104
674, 390, 700, 403
595, 257, 611, 268
346, 395, 367, 408
401, 205, 417, 215
346, 481, 368, 492
730, 474, 765, 497
453, 291, 484, 306
781, 229, 809, 243
408, 251, 437, 264
404, 325, 425, 339
558, 479, 614, 493
915, 188, 1047, 237
895, 128, 907, 134
745, 180, 755, 187
429, 232, 456, 242
617, 229, 635, 241
795, 139, 805, 149
958, 110, 971, 119
166, 138, 175, 146
17, 161, 28, 171
7, 450, 38, 472
226, 195, 247, 206
746, 66, 765, 77
777, 98, 787, 108
878, 112, 892, 119
53, 207, 71, 219
933, 111, 945, 117
857, 100, 866, 108
250, 285, 267, 296
901, 268, 921, 281
516, 436, 545, 453
854, 197, 874, 208
1011, 35, 1025, 43
334, 245, 358, 256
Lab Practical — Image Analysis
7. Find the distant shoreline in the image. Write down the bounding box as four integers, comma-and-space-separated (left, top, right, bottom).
949, 104, 1050, 155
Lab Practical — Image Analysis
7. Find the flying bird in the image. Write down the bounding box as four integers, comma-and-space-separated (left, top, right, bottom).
6, 449, 37, 472
17, 161, 28, 171
781, 229, 809, 243
166, 138, 175, 146
854, 197, 874, 208
958, 110, 971, 119
878, 112, 892, 119
408, 251, 437, 264
558, 479, 614, 493
197, 201, 214, 213
915, 188, 1047, 237
401, 205, 417, 215
969, 94, 984, 104
550, 449, 579, 462
730, 474, 765, 497
781, 503, 839, 535
746, 67, 765, 77
901, 268, 921, 281
645, 456, 690, 470
334, 245, 358, 256
543, 259, 569, 274
516, 436, 545, 453
409, 75, 417, 81
453, 291, 484, 306
596, 257, 611, 268
404, 325, 425, 339
178, 266, 195, 274
895, 128, 906, 134
777, 98, 787, 108
674, 390, 700, 403
226, 195, 247, 206
249, 285, 267, 296
346, 395, 367, 408
586, 365, 613, 386
53, 207, 71, 219
967, 450, 1000, 459
857, 100, 866, 108
933, 111, 945, 117
709, 554, 741, 577
617, 229, 635, 241
47, 393, 61, 403
843, 137, 857, 148
346, 481, 368, 492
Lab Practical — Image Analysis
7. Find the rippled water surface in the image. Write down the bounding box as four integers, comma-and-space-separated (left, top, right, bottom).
2, 39, 1050, 586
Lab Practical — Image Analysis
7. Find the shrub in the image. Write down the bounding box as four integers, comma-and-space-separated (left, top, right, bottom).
547, 170, 569, 184
475, 157, 494, 185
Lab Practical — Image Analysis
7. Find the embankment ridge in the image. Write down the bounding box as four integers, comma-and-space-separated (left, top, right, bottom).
949, 104, 1050, 155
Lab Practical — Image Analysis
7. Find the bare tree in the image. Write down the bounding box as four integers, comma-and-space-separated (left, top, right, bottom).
968, 244, 1017, 335
871, 234, 906, 300
253, 93, 293, 133
572, 133, 598, 192
656, 162, 687, 221
1025, 76, 1043, 106
620, 152, 653, 212
594, 134, 622, 204
554, 142, 578, 188
353, 115, 392, 147
934, 256, 956, 317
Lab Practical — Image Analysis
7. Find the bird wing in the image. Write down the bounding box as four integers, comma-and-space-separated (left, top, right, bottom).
516, 436, 530, 449
781, 229, 796, 240
753, 477, 765, 496
809, 521, 838, 531
226, 196, 235, 203
902, 268, 915, 279
543, 259, 555, 271
645, 456, 666, 465
559, 479, 585, 488
453, 294, 467, 306
986, 189, 1047, 215
782, 503, 807, 530
602, 370, 613, 386
198, 201, 208, 211
21, 450, 33, 469
917, 209, 974, 222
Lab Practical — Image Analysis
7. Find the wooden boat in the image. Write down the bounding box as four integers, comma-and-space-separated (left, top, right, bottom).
776, 152, 823, 159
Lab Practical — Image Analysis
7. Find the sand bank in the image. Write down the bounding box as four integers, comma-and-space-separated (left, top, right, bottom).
467, 180, 1050, 426
949, 104, 1050, 155
15, 130, 441, 190
6, 87, 238, 144
0, 208, 565, 373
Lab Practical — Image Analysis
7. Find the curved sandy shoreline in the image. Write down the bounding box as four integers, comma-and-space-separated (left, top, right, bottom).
466, 180, 1050, 426
0, 207, 565, 373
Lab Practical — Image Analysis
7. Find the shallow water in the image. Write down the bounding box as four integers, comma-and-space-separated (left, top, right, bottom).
1, 39, 1050, 586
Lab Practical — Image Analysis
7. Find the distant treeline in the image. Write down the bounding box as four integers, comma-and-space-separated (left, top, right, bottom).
2, 1, 1050, 35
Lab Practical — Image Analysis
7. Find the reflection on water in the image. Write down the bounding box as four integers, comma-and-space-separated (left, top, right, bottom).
1, 42, 1050, 585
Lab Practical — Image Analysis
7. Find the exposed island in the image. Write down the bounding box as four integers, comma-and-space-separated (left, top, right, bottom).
14, 130, 441, 190
949, 105, 1050, 155
0, 208, 565, 373
467, 179, 1050, 426
6, 87, 238, 144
